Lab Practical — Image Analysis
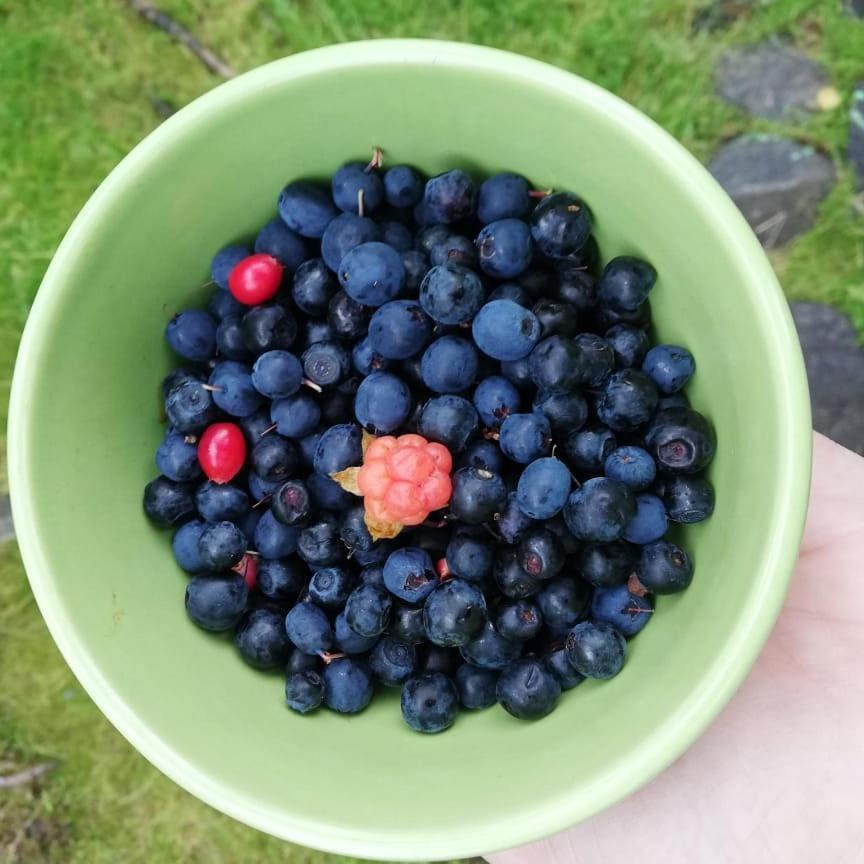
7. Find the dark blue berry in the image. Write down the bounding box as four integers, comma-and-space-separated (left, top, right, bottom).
418, 395, 478, 453
185, 574, 247, 632
495, 599, 542, 641
591, 585, 652, 638
662, 474, 715, 524
421, 336, 478, 394
517, 528, 565, 580
166, 310, 217, 362
292, 258, 337, 316
457, 439, 504, 474
384, 165, 424, 208
208, 361, 262, 417
598, 256, 656, 313
622, 493, 668, 544
241, 305, 297, 354
455, 664, 498, 709
285, 601, 332, 655
257, 558, 304, 603
642, 344, 695, 394
197, 521, 245, 570
143, 476, 195, 526
297, 516, 344, 567
254, 508, 301, 558
368, 299, 432, 360
477, 218, 533, 279
429, 234, 477, 268
379, 220, 414, 253
499, 412, 551, 464
636, 540, 693, 594
333, 611, 378, 654
165, 379, 215, 433
156, 433, 201, 483
532, 300, 580, 338
383, 547, 438, 604
579, 542, 636, 588
172, 520, 205, 572
537, 577, 591, 635
251, 350, 303, 399
596, 369, 659, 432
323, 657, 374, 714
445, 533, 494, 582
235, 608, 291, 669
528, 335, 582, 392
216, 315, 253, 361
545, 649, 585, 690
354, 371, 411, 434
332, 161, 384, 214
473, 375, 521, 429
327, 290, 369, 341
308, 566, 355, 610
563, 477, 635, 542
473, 300, 541, 362
419, 263, 485, 325
477, 172, 530, 223
493, 547, 542, 599
254, 218, 307, 271
285, 671, 324, 714
344, 583, 392, 637
530, 192, 591, 259
401, 672, 458, 733
496, 492, 536, 544
565, 621, 626, 679
459, 620, 522, 669
496, 658, 561, 720
270, 392, 321, 438
338, 241, 405, 306
605, 324, 649, 369
211, 244, 248, 290
401, 249, 429, 295
278, 180, 338, 239
604, 446, 656, 491
561, 425, 617, 474
424, 169, 476, 223
644, 407, 716, 474
450, 467, 506, 524
423, 579, 487, 647
321, 212, 381, 272
339, 505, 373, 554
370, 636, 416, 686
195, 481, 249, 523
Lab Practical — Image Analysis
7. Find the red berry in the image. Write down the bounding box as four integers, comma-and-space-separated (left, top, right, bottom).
228, 254, 283, 305
198, 422, 246, 484
233, 554, 258, 591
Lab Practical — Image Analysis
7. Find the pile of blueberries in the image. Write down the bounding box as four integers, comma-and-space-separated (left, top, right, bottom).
143, 155, 716, 733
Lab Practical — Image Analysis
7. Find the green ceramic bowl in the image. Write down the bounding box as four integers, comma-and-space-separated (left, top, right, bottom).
9, 40, 810, 861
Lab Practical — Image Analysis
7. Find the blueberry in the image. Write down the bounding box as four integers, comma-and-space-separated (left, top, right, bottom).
518, 528, 565, 580
285, 671, 325, 714
579, 541, 636, 588
598, 256, 657, 313
636, 540, 693, 594
421, 336, 478, 394
308, 567, 355, 610
269, 479, 311, 527
530, 192, 591, 259
401, 249, 429, 295
476, 218, 533, 279
211, 244, 249, 290
429, 234, 477, 268
572, 333, 615, 387
332, 161, 384, 214
312, 424, 362, 479
604, 446, 656, 491
354, 371, 411, 434
495, 599, 542, 641
423, 579, 487, 647
344, 583, 392, 637
216, 315, 252, 361
243, 307, 298, 356
247, 472, 278, 502
496, 492, 536, 544
644, 407, 716, 474
642, 344, 695, 394
338, 241, 405, 307
591, 585, 653, 638
561, 425, 617, 474
248, 435, 295, 484
207, 361, 261, 417
605, 324, 649, 369
424, 169, 476, 223
415, 224, 452, 256
338, 505, 373, 555
254, 509, 301, 559
285, 601, 333, 655
165, 379, 215, 433
657, 392, 690, 412
197, 521, 245, 570
458, 619, 522, 669
161, 367, 204, 399
383, 547, 438, 604
156, 433, 201, 483
333, 611, 377, 654
384, 164, 424, 208
373, 219, 410, 253
545, 649, 585, 691
532, 300, 580, 339
286, 647, 322, 676
321, 212, 381, 272
349, 336, 389, 377
297, 432, 321, 470
593, 297, 652, 332
493, 547, 542, 599
418, 395, 478, 454
499, 412, 551, 464
452, 664, 497, 709
303, 320, 338, 349
235, 608, 291, 669
537, 577, 591, 634
172, 520, 205, 572
291, 258, 337, 317
528, 335, 582, 392
496, 658, 561, 720
185, 574, 248, 632
419, 263, 485, 325
367, 300, 432, 360
298, 516, 344, 567
370, 636, 416, 686
250, 350, 302, 400
532, 390, 588, 436
622, 493, 668, 544
450, 467, 506, 524
323, 657, 374, 714
500, 356, 534, 391
486, 283, 528, 306
306, 472, 354, 512
270, 392, 321, 438
254, 218, 307, 271
277, 180, 338, 239
143, 476, 195, 526
445, 533, 493, 583
401, 672, 458, 733
258, 558, 305, 602
473, 376, 521, 429
662, 474, 715, 524
596, 369, 659, 432
563, 477, 635, 542
477, 172, 530, 223
565, 621, 626, 679
473, 300, 542, 362
195, 481, 249, 523
359, 563, 385, 588
166, 310, 217, 362
454, 441, 500, 476
555, 269, 597, 310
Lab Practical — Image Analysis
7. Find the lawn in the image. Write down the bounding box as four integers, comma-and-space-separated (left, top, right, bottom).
1, 0, 862, 861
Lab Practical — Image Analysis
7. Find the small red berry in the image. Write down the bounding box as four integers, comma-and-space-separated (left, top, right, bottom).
233, 554, 258, 591
198, 422, 246, 484
228, 254, 283, 305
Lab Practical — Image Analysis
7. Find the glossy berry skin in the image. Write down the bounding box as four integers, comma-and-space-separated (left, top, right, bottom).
248, 351, 302, 400
606, 324, 649, 369
418, 396, 478, 454
292, 258, 337, 316
556, 269, 597, 310
242, 305, 297, 355
250, 435, 297, 483
285, 671, 325, 714
185, 575, 247, 632
663, 474, 715, 524
644, 407, 717, 474
493, 547, 542, 600
390, 604, 427, 644
496, 658, 561, 720
473, 300, 542, 362
528, 335, 583, 392
500, 356, 534, 392
313, 423, 363, 477
473, 376, 521, 429
332, 161, 384, 214
351, 336, 391, 376
321, 213, 381, 272
306, 566, 353, 610
573, 334, 615, 387
257, 558, 304, 603
163, 380, 215, 436
254, 218, 307, 272
566, 620, 626, 679
172, 520, 205, 572
459, 620, 522, 669
489, 283, 531, 306
562, 426, 617, 475
477, 172, 530, 224
455, 664, 498, 709
450, 467, 507, 524
446, 533, 494, 582
339, 505, 373, 553
298, 516, 344, 567
370, 637, 416, 686
418, 263, 485, 326
254, 509, 300, 559
197, 521, 245, 570
637, 540, 693, 594
344, 583, 392, 637
156, 433, 201, 483
642, 344, 695, 394
529, 192, 591, 259
323, 657, 374, 714
421, 336, 478, 394
545, 649, 585, 690
143, 476, 195, 526
235, 608, 291, 669
518, 528, 565, 580
278, 180, 338, 238
532, 300, 580, 339
592, 585, 652, 638
215, 314, 252, 361
401, 672, 458, 733
287, 647, 322, 676
208, 362, 261, 418
384, 164, 424, 208
306, 473, 354, 513
368, 302, 431, 363
196, 422, 246, 484
657, 392, 690, 412
495, 600, 542, 641
499, 412, 551, 464
513, 458, 570, 521
270, 392, 321, 439
269, 480, 311, 527
338, 241, 405, 306
457, 440, 504, 475
579, 542, 636, 588
604, 446, 656, 491
401, 250, 429, 295
195, 481, 249, 523
209, 290, 244, 328
496, 493, 536, 544
228, 254, 283, 305
596, 369, 659, 432
598, 256, 657, 313
563, 477, 635, 542
423, 579, 487, 647
355, 372, 411, 434
211, 244, 249, 290
424, 169, 476, 223
429, 234, 476, 268
622, 493, 668, 544
537, 577, 592, 635
476, 218, 533, 279
333, 611, 377, 654
284, 601, 333, 655
532, 390, 588, 436
383, 547, 438, 603
166, 310, 217, 362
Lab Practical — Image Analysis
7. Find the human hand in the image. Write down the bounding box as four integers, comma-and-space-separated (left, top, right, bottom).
488, 433, 864, 864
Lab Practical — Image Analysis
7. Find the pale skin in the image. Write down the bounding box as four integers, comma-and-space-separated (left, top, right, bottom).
489, 433, 864, 864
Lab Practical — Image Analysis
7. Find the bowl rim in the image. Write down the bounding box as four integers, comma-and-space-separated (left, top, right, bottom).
8, 38, 812, 861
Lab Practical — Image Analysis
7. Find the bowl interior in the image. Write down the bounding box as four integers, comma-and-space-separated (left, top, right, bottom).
10, 42, 810, 860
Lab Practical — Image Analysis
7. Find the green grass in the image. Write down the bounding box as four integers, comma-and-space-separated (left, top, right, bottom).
1, 0, 862, 860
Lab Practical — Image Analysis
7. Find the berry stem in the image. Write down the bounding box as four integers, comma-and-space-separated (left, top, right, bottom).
259, 423, 278, 437
318, 651, 346, 665
529, 188, 552, 199
364, 146, 383, 172
357, 188, 365, 218
302, 378, 323, 393
201, 384, 222, 392
252, 495, 272, 509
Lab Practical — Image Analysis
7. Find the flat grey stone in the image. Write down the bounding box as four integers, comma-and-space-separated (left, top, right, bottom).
790, 302, 864, 455
849, 83, 864, 190
845, 0, 864, 17
0, 495, 13, 543
715, 41, 831, 121
708, 134, 836, 248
